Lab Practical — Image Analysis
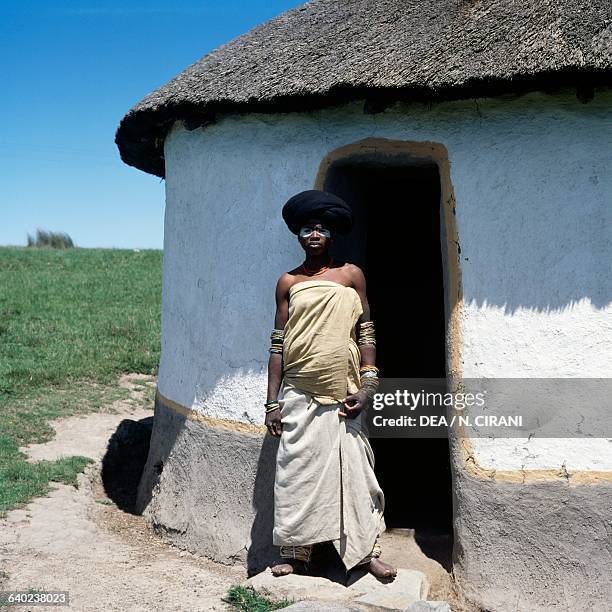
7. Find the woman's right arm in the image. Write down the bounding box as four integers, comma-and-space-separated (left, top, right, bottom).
265, 275, 290, 437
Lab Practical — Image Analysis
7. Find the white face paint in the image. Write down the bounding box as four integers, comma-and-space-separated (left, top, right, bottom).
299, 226, 331, 239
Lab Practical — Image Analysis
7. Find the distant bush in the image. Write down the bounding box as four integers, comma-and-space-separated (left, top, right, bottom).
27, 229, 75, 249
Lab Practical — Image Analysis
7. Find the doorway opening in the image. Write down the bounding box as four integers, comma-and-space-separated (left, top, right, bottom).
320, 145, 454, 566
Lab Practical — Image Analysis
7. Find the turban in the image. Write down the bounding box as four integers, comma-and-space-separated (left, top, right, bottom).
282, 190, 354, 235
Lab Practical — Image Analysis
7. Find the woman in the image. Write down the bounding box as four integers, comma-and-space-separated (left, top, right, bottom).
264, 189, 397, 580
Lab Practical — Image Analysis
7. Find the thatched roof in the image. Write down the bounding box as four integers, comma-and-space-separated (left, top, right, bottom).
116, 0, 612, 177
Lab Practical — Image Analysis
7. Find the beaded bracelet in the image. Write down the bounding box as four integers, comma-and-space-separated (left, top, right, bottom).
270, 328, 285, 354
360, 377, 380, 399
360, 370, 378, 379
265, 400, 281, 413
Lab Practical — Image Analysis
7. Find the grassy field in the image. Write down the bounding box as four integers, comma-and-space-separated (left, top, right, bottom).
0, 247, 162, 515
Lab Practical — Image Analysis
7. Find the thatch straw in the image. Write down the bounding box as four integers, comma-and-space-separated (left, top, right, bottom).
116, 0, 612, 177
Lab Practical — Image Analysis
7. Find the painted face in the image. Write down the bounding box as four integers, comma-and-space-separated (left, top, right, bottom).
299, 225, 331, 239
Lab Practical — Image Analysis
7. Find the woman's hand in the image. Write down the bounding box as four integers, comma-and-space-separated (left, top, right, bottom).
340, 390, 369, 419
265, 407, 283, 437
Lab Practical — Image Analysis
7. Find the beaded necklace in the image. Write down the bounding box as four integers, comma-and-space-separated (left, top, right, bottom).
301, 256, 333, 276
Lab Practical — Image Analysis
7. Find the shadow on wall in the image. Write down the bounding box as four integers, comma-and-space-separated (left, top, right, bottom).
248, 434, 279, 575
455, 160, 611, 314
134, 394, 182, 516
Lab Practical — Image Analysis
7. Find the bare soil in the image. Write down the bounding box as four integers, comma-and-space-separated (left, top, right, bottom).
0, 375, 243, 611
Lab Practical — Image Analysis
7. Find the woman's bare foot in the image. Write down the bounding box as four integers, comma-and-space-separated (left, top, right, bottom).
368, 558, 397, 579
270, 559, 308, 577
270, 562, 294, 576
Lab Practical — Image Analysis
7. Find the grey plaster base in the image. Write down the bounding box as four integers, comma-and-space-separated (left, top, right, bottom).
136, 394, 277, 573
450, 450, 612, 610
137, 395, 612, 610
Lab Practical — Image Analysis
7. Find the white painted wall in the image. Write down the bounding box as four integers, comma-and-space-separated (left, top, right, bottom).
161, 89, 612, 472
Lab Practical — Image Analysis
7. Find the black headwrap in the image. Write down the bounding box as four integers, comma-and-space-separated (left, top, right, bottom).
282, 190, 354, 235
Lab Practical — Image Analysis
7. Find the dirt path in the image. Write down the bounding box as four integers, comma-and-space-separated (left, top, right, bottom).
0, 375, 243, 611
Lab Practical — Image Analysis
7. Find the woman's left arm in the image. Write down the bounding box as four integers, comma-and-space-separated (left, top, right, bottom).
352, 266, 376, 369
340, 265, 379, 418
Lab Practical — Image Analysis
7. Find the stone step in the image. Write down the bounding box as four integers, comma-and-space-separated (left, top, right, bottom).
244, 567, 440, 611
405, 602, 452, 611
282, 602, 452, 612
282, 602, 361, 611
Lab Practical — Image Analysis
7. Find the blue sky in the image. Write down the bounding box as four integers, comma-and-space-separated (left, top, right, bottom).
2, 1, 303, 249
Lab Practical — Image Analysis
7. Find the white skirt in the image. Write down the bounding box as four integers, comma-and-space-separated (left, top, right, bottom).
272, 380, 385, 569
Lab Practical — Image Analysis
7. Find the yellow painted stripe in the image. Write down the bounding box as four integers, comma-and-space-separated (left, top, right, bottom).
156, 390, 267, 435
458, 437, 612, 485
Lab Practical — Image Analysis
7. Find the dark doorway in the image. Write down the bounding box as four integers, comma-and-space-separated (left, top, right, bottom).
323, 155, 453, 546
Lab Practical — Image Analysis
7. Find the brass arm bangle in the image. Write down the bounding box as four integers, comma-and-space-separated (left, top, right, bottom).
358, 321, 376, 346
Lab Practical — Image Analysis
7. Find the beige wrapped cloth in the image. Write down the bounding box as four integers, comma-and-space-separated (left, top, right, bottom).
282, 280, 363, 405
273, 280, 385, 569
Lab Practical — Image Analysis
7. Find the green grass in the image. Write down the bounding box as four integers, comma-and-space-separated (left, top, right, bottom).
0, 247, 162, 516
224, 586, 293, 611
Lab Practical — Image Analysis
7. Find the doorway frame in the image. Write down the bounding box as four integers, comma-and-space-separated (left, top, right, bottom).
314, 137, 466, 561
314, 137, 464, 383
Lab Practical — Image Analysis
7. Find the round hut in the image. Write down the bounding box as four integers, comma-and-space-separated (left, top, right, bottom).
116, 1, 612, 610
